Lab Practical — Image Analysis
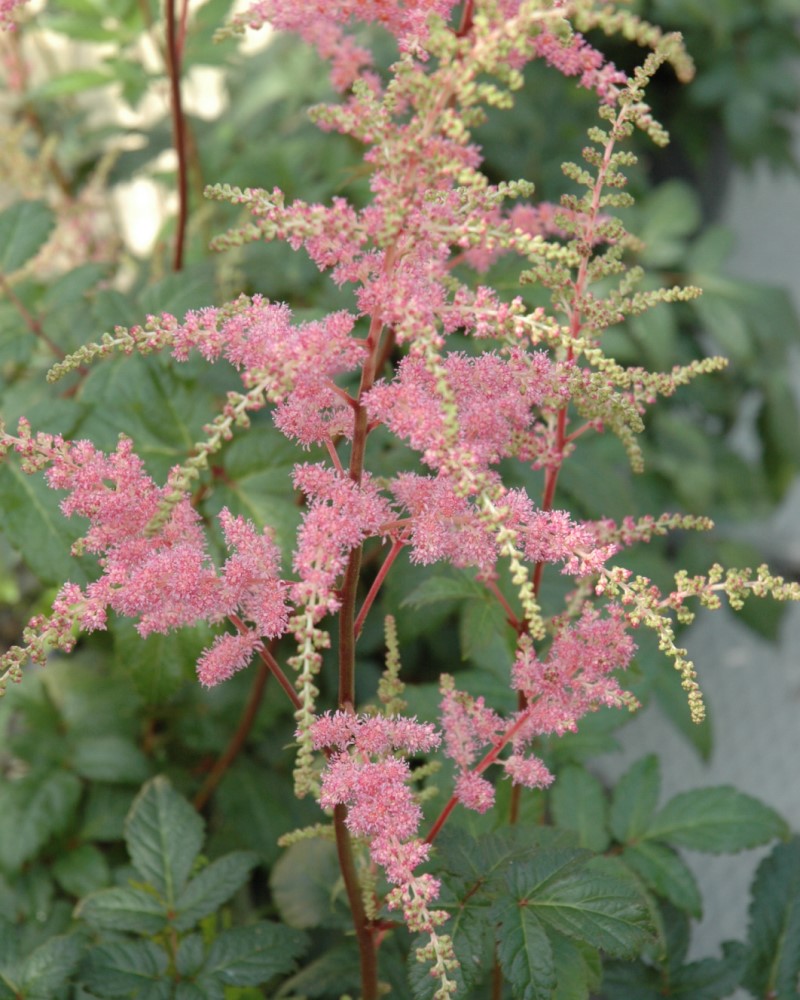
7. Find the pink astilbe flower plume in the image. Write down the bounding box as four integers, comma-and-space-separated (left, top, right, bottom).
291, 464, 392, 618
2, 423, 289, 687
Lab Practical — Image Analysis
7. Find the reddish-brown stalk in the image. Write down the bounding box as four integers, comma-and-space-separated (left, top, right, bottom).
165, 0, 189, 271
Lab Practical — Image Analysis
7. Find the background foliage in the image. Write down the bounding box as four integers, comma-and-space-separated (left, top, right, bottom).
1, 1, 800, 997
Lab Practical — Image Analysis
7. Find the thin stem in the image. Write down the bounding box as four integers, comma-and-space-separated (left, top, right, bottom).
192, 658, 270, 811
338, 309, 390, 710
354, 538, 405, 639
229, 614, 303, 711
165, 0, 189, 271
334, 804, 379, 1000
483, 576, 522, 633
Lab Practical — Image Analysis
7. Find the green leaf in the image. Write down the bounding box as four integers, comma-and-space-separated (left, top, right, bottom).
743, 837, 800, 998
610, 755, 661, 844
549, 932, 601, 1000
71, 735, 150, 784
81, 941, 170, 1000
125, 777, 205, 901
0, 465, 86, 585
113, 620, 202, 704
621, 843, 702, 917
201, 922, 307, 987
174, 851, 259, 931
643, 787, 788, 853
550, 766, 610, 852
269, 839, 344, 929
492, 900, 555, 1000
34, 69, 114, 98
402, 572, 484, 609
669, 945, 747, 1000
75, 886, 168, 934
52, 844, 111, 897
0, 201, 55, 274
0, 771, 82, 871
18, 934, 83, 1000
505, 854, 653, 958
275, 943, 361, 999
138, 263, 217, 319
214, 760, 293, 867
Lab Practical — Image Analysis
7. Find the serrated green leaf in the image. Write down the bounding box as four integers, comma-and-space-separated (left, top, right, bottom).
125, 777, 205, 901
550, 766, 610, 852
492, 899, 555, 1000
71, 735, 150, 784
52, 844, 111, 897
75, 886, 168, 934
81, 941, 170, 1000
621, 843, 702, 917
201, 922, 307, 986
505, 855, 653, 958
610, 755, 661, 844
138, 264, 217, 319
0, 201, 55, 274
643, 787, 788, 852
0, 771, 82, 871
174, 851, 259, 931
18, 934, 83, 999
459, 596, 509, 665
269, 839, 344, 930
0, 915, 20, 966
743, 837, 800, 997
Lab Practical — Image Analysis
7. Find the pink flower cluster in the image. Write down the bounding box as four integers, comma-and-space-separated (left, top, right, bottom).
439, 605, 634, 813
6, 423, 289, 687
311, 711, 440, 886
238, 0, 458, 89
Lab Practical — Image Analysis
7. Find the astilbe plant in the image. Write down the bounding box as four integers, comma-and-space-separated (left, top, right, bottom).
2, 1, 800, 997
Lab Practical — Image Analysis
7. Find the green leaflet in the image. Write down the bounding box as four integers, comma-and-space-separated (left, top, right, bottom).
0, 201, 55, 274
124, 776, 205, 901
609, 755, 661, 844
742, 836, 800, 998
642, 786, 788, 853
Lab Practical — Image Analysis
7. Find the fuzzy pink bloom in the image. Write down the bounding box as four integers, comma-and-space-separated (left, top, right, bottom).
454, 771, 496, 813
7, 429, 289, 684
311, 712, 441, 885
509, 202, 614, 244
391, 473, 498, 571
238, 0, 458, 89
511, 605, 635, 737
532, 28, 627, 103
197, 630, 262, 687
219, 509, 289, 636
291, 464, 391, 615
503, 753, 554, 790
365, 351, 556, 471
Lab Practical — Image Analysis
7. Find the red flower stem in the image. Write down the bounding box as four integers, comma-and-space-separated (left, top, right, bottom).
354, 538, 405, 639
325, 438, 345, 475
483, 576, 523, 633
165, 0, 188, 272
333, 804, 379, 1000
228, 614, 302, 710
428, 713, 531, 844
